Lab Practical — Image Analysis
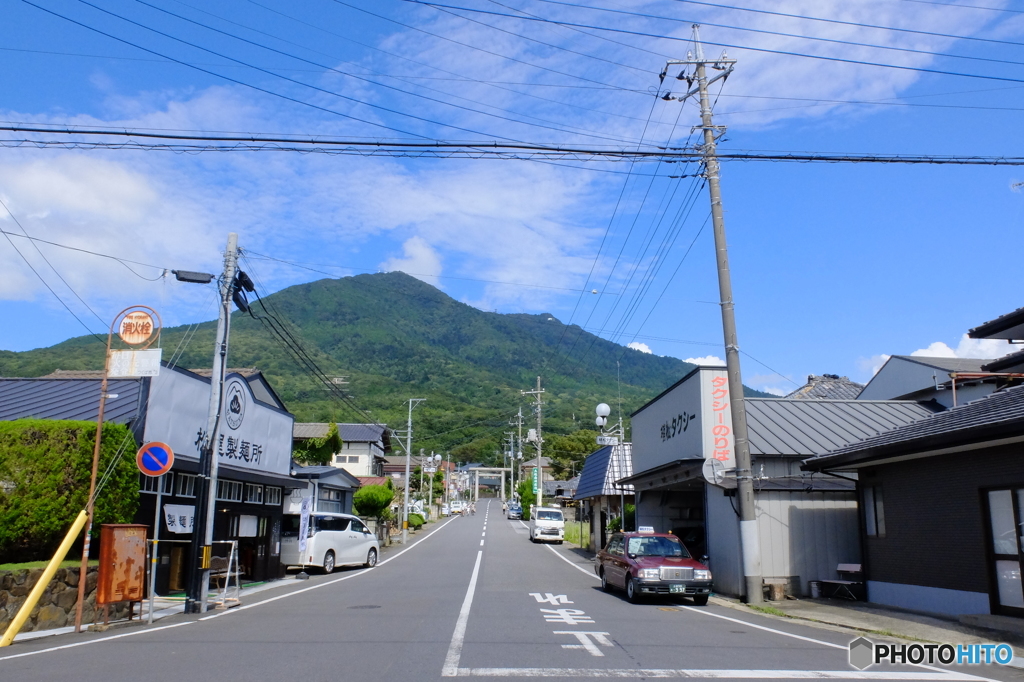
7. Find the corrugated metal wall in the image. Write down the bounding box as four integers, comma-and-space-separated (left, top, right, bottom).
755, 491, 859, 596
706, 487, 743, 597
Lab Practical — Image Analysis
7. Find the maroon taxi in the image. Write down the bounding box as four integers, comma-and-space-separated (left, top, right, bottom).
595, 531, 712, 604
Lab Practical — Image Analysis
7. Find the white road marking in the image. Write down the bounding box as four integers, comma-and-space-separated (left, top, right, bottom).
541, 608, 594, 625
480, 540, 485, 546
442, 550, 484, 677
451, 669, 991, 679
530, 593, 572, 604
1, 515, 460, 660
554, 631, 614, 657
0, 622, 193, 661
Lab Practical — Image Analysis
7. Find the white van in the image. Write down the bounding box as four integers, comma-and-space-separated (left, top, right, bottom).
281, 512, 380, 573
530, 507, 565, 544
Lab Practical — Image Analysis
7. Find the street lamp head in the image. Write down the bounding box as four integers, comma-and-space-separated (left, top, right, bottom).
172, 270, 215, 284
596, 403, 611, 418
595, 416, 607, 427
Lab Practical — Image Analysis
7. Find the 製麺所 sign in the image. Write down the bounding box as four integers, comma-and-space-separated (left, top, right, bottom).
164, 504, 194, 533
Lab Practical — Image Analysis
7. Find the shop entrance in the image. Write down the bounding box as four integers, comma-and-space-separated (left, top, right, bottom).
986, 488, 1024, 616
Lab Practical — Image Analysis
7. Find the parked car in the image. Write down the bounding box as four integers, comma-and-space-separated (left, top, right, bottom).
441, 504, 450, 516
506, 504, 522, 520
450, 501, 465, 514
595, 531, 712, 604
281, 512, 379, 573
529, 507, 564, 544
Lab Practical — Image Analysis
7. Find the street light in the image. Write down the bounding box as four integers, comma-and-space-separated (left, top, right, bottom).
427, 453, 442, 516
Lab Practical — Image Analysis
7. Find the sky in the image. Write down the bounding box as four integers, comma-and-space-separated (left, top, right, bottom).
2, 0, 1024, 396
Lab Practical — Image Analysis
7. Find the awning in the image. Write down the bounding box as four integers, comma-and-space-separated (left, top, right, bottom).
616, 459, 706, 493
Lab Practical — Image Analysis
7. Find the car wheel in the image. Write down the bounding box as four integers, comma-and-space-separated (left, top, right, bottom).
364, 548, 378, 568
600, 570, 612, 592
323, 550, 336, 574
626, 577, 640, 603
691, 594, 709, 606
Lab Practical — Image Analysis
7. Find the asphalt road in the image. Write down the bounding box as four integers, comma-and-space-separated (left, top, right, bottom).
1, 500, 1018, 681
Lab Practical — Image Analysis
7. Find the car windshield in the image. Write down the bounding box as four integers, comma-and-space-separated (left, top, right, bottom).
626, 536, 689, 558
536, 510, 563, 521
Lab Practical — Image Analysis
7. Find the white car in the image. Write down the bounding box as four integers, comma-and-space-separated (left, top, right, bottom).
441, 504, 450, 516
450, 501, 465, 514
281, 512, 379, 573
530, 508, 565, 544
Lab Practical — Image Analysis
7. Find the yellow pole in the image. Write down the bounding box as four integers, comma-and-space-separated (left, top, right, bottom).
0, 510, 89, 647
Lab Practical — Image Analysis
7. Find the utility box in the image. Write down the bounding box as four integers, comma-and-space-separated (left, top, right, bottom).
97, 524, 148, 606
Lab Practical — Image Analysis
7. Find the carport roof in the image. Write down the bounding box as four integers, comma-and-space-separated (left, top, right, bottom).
575, 443, 633, 499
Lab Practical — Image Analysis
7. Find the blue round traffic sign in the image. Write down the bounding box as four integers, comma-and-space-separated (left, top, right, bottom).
137, 442, 174, 477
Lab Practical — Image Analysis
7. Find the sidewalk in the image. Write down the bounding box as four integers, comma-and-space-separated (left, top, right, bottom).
711, 595, 1024, 657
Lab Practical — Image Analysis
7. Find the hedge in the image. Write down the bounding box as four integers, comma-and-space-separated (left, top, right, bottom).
0, 419, 140, 563
408, 513, 425, 529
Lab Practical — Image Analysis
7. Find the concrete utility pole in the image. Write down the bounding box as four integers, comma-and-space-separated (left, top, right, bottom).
402, 398, 425, 545
186, 232, 239, 613
663, 26, 762, 603
522, 377, 545, 510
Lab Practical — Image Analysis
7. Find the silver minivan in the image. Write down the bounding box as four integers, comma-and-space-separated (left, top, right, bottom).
281, 512, 380, 573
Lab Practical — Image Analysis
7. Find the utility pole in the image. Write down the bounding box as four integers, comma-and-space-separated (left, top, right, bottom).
522, 377, 545, 510
186, 233, 239, 613
402, 398, 425, 544
663, 25, 762, 603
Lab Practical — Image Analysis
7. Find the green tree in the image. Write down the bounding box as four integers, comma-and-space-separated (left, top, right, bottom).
0, 419, 139, 562
516, 479, 536, 520
292, 422, 342, 466
547, 429, 599, 479
353, 484, 395, 522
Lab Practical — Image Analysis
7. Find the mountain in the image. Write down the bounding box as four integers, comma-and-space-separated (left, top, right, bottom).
0, 273, 771, 462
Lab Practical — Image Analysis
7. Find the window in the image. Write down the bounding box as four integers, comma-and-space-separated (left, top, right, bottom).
176, 473, 196, 498
265, 487, 282, 506
319, 488, 343, 513
351, 519, 369, 534
863, 485, 886, 537
139, 472, 173, 494
316, 516, 350, 532
244, 483, 263, 504
217, 480, 243, 502
348, 456, 360, 463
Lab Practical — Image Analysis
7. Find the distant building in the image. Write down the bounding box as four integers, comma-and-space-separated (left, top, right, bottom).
292, 423, 390, 478
574, 443, 633, 552
786, 374, 864, 400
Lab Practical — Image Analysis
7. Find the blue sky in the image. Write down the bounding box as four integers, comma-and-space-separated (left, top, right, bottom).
2, 0, 1024, 395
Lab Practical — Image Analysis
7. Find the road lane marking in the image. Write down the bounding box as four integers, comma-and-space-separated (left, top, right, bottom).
451, 669, 991, 679
442, 549, 484, 677
530, 593, 572, 604
2, 515, 461, 659
480, 540, 485, 546
0, 622, 192, 662
553, 631, 614, 657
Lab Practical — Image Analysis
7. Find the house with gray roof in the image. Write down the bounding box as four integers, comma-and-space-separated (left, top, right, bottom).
624, 365, 938, 599
292, 422, 389, 478
785, 374, 864, 401
857, 355, 1007, 408
574, 443, 633, 552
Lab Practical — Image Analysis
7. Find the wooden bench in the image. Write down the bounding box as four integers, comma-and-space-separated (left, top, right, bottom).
820, 563, 862, 600
209, 555, 243, 591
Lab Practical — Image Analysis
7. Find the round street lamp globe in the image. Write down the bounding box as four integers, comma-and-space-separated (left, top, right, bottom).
596, 403, 611, 417
595, 416, 606, 427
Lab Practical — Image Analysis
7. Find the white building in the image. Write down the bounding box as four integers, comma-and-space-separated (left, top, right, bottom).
624, 366, 937, 598
292, 423, 389, 478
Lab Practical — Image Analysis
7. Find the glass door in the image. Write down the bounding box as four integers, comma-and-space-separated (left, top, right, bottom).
987, 489, 1024, 612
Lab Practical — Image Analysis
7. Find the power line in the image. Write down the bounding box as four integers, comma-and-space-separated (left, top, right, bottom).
901, 0, 1024, 12
403, 1, 1024, 86
0, 228, 170, 278
0, 197, 104, 342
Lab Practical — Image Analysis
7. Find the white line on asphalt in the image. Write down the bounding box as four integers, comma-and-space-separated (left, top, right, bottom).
1, 515, 461, 659
442, 550, 484, 677
0, 622, 192, 662
480, 540, 485, 546
545, 544, 598, 579
452, 669, 989, 679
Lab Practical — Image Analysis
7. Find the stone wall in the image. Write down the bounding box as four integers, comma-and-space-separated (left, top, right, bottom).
0, 567, 131, 633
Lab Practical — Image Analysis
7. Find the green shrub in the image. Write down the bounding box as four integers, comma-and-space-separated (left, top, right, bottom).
353, 484, 395, 521
408, 513, 425, 529
516, 480, 535, 520
0, 419, 139, 563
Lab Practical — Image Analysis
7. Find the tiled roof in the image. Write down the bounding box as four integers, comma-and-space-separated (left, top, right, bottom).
187, 367, 262, 378
575, 443, 633, 499
0, 377, 144, 424
969, 306, 1024, 340
293, 422, 387, 443
785, 374, 864, 401
804, 384, 1024, 469
357, 476, 388, 487
745, 397, 938, 456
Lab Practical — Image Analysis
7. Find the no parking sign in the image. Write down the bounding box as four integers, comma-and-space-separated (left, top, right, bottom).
137, 442, 174, 477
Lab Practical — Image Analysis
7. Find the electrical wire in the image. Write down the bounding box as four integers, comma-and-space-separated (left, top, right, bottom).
404, 0, 1024, 86
0, 197, 105, 342
0, 228, 170, 279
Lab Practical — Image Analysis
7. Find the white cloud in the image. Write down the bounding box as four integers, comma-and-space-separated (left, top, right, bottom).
857, 354, 892, 378
760, 386, 787, 397
380, 236, 443, 285
911, 334, 1014, 360
627, 341, 653, 354
685, 355, 726, 366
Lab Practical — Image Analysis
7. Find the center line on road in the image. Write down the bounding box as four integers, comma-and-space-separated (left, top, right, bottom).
480, 539, 485, 546
442, 549, 484, 677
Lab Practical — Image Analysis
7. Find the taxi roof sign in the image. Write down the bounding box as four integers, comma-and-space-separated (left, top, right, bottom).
638, 526, 655, 534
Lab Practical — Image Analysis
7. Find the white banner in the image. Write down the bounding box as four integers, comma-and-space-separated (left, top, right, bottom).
164, 504, 195, 534
298, 496, 312, 553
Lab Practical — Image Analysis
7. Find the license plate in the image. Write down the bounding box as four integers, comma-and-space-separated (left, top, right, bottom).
669, 585, 685, 593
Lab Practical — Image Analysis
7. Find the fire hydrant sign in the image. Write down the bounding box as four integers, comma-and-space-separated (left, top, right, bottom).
108, 348, 162, 378
137, 441, 174, 477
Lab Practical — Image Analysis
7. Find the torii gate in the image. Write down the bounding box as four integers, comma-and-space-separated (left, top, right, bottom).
470, 467, 512, 501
